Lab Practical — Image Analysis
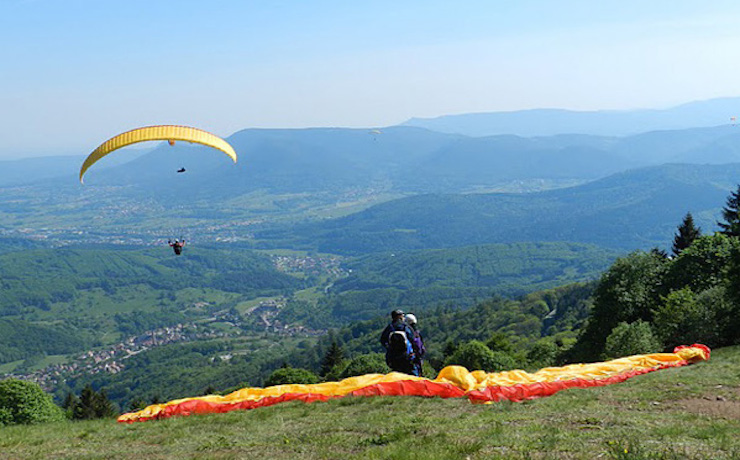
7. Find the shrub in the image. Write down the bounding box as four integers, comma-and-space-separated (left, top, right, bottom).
0, 378, 64, 425
444, 341, 516, 372
339, 353, 389, 379
603, 321, 661, 359
264, 367, 320, 387
526, 339, 559, 367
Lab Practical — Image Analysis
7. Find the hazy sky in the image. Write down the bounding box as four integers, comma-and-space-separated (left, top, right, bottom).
3, 0, 740, 158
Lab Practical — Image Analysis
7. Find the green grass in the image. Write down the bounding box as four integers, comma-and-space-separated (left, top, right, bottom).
233, 296, 281, 315
0, 359, 23, 374
2, 346, 739, 459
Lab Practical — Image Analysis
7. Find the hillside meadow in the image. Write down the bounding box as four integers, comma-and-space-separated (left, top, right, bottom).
1, 346, 738, 460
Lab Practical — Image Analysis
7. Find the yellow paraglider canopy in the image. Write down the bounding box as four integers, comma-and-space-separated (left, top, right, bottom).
79, 125, 237, 183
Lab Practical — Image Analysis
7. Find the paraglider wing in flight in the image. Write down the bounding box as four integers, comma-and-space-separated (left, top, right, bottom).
79, 125, 237, 183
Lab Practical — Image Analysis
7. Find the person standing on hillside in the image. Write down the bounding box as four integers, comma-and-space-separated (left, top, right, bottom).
380, 310, 419, 375
404, 313, 426, 376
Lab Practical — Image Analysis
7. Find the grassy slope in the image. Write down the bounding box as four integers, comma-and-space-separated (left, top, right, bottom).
2, 346, 739, 460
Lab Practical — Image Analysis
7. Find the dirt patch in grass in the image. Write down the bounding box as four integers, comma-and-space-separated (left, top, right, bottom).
675, 389, 740, 420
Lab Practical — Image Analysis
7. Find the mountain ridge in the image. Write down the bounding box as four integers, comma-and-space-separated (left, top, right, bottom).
403, 97, 740, 137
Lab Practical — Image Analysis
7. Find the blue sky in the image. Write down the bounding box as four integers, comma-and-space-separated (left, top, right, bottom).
2, 0, 740, 158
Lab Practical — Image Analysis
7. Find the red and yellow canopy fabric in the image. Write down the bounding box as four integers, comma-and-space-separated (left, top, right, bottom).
118, 344, 709, 423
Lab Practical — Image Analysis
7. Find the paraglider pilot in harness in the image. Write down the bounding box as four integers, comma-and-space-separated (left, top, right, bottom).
168, 239, 185, 255
380, 309, 420, 376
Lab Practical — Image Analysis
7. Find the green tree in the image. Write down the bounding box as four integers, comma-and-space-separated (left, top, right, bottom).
339, 353, 389, 378
574, 251, 667, 361
72, 384, 117, 420
719, 246, 740, 345
672, 212, 701, 256
526, 339, 559, 368
485, 332, 514, 354
652, 289, 698, 345
603, 321, 661, 359
319, 341, 345, 377
128, 398, 148, 412
718, 185, 740, 237
694, 286, 733, 347
264, 367, 320, 386
62, 392, 78, 419
441, 340, 458, 360
444, 340, 516, 372
0, 379, 64, 426
663, 234, 739, 294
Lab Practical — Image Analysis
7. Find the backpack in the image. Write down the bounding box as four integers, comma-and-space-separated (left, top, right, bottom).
410, 330, 426, 359
386, 330, 415, 374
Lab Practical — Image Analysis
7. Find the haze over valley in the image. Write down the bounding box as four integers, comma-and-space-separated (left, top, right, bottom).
4, 3, 740, 455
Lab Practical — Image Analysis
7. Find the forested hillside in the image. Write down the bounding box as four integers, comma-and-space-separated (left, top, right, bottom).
264, 163, 738, 253
0, 247, 302, 317
335, 242, 617, 293
0, 246, 304, 365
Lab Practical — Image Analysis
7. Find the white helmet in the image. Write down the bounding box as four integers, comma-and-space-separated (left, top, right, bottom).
404, 313, 417, 326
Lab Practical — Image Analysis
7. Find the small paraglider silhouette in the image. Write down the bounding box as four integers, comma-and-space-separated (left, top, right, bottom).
168, 239, 185, 255
731, 116, 737, 127
368, 129, 382, 141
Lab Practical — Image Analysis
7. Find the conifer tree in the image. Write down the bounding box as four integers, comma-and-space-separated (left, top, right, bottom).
72, 385, 98, 420
672, 212, 701, 256
319, 341, 345, 376
718, 185, 740, 237
72, 385, 117, 419
94, 389, 117, 418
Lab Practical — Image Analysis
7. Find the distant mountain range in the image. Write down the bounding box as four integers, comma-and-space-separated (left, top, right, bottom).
403, 97, 740, 137
3, 99, 740, 252
260, 163, 740, 253
7, 124, 740, 198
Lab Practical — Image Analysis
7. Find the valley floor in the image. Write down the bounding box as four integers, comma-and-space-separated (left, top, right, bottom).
1, 346, 739, 460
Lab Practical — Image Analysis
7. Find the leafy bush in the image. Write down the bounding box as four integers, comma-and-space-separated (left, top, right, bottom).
0, 407, 12, 425
603, 321, 661, 359
0, 379, 64, 425
264, 367, 320, 387
444, 340, 516, 372
526, 339, 559, 367
338, 353, 389, 378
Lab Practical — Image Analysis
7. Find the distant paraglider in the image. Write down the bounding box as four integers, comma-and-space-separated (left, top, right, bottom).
79, 125, 237, 183
368, 129, 382, 141
168, 239, 185, 255
731, 116, 737, 127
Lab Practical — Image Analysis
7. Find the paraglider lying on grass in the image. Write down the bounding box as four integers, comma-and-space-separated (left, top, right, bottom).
79, 125, 237, 183
118, 344, 709, 423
